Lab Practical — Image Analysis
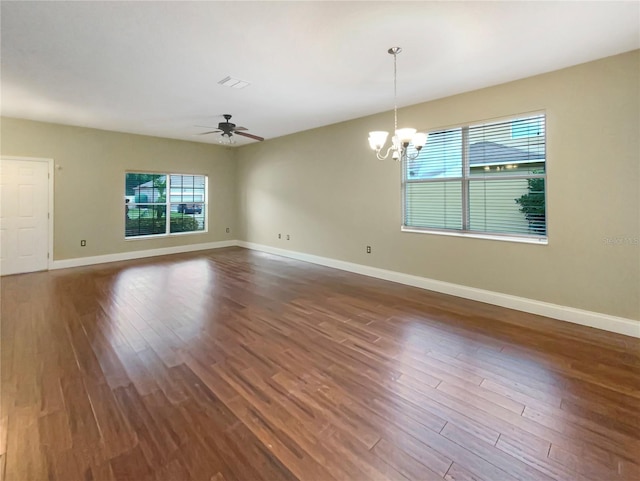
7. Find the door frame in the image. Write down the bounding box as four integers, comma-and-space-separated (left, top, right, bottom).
1, 156, 54, 271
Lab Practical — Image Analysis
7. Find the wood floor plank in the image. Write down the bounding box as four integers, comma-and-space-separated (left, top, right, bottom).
271, 370, 382, 449
547, 442, 635, 481
2, 247, 639, 481
372, 437, 445, 481
479, 377, 563, 410
436, 379, 526, 414
396, 374, 502, 445
112, 384, 179, 468
386, 421, 519, 481
46, 447, 84, 481
428, 349, 568, 397
37, 409, 72, 454
108, 444, 154, 481
225, 395, 339, 481
440, 422, 556, 481
215, 365, 379, 481
4, 407, 47, 481
559, 397, 640, 439
521, 405, 640, 462
496, 434, 593, 481
326, 362, 449, 435
444, 462, 493, 481
84, 380, 138, 459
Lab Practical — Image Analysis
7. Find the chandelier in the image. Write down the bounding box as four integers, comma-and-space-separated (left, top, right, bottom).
368, 47, 427, 161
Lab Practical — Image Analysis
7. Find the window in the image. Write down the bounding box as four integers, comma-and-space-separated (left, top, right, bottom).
125, 172, 207, 238
403, 114, 546, 241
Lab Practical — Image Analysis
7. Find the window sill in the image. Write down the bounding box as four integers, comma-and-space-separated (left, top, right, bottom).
125, 230, 207, 241
401, 227, 548, 245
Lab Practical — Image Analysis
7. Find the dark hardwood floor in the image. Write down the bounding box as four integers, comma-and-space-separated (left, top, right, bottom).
2, 246, 639, 481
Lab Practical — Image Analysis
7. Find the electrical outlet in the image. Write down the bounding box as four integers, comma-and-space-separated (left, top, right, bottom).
278, 233, 281, 239
225, 227, 230, 233
366, 245, 371, 254
286, 234, 290, 240
80, 240, 87, 247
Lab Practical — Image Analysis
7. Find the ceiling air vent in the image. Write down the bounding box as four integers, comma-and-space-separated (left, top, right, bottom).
217, 76, 250, 89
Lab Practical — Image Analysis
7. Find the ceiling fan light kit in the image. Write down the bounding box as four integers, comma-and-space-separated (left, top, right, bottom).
219, 133, 235, 145
368, 47, 427, 162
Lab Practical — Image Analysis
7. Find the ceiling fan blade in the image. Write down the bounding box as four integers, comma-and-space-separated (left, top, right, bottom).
196, 130, 222, 135
233, 126, 248, 131
235, 131, 264, 142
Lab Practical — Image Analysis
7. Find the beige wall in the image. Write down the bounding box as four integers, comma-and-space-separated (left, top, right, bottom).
236, 50, 640, 321
1, 119, 237, 259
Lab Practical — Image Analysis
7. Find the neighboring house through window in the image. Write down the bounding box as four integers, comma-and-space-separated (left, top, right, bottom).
125, 172, 207, 238
403, 114, 546, 241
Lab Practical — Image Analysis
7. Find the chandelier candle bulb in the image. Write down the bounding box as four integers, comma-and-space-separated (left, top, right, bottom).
395, 128, 417, 144
412, 132, 428, 151
368, 131, 389, 150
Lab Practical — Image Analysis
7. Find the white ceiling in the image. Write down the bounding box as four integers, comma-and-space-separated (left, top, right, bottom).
2, 1, 639, 146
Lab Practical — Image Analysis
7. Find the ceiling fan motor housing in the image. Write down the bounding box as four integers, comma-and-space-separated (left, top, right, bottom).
219, 114, 235, 132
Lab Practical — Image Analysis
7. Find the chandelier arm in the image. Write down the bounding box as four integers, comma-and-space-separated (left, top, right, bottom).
375, 145, 396, 161
406, 150, 421, 161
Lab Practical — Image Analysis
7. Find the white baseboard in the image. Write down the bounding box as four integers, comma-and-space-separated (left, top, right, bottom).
238, 241, 640, 338
51, 240, 237, 270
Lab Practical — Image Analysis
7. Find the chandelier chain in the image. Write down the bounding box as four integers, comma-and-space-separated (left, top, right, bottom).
393, 50, 398, 134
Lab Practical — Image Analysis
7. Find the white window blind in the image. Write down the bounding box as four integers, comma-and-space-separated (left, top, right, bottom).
403, 114, 546, 240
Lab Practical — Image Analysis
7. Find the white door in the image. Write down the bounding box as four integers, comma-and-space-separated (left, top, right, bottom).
0, 158, 50, 275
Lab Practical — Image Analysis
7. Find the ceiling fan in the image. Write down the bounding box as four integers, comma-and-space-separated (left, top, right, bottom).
197, 114, 264, 143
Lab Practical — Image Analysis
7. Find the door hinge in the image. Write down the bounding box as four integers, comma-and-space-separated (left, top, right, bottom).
47, 252, 50, 259
48, 213, 50, 219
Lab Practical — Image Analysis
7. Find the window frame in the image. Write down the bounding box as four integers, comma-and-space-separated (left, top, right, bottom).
125, 171, 208, 240
401, 112, 548, 245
